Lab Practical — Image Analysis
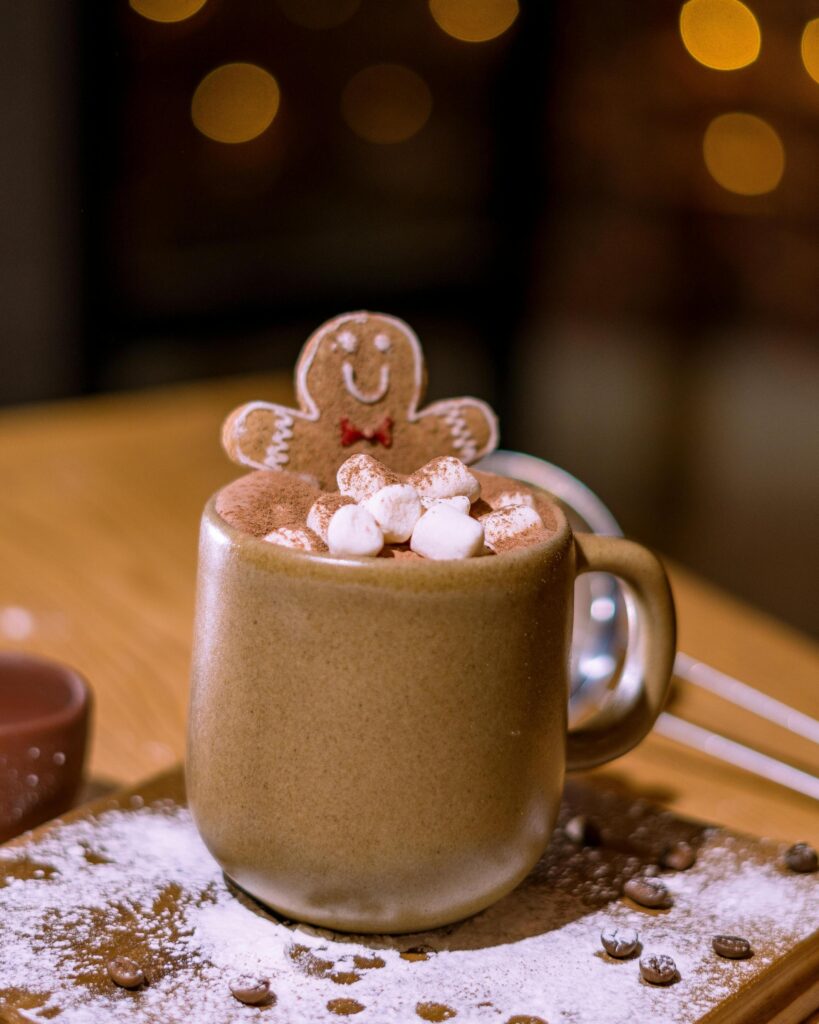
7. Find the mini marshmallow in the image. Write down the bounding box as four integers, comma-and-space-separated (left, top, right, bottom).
263, 526, 324, 552
337, 453, 399, 503
307, 493, 356, 543
327, 504, 384, 558
408, 456, 481, 504
364, 483, 422, 543
492, 490, 535, 510
420, 494, 472, 515
481, 504, 544, 553
410, 504, 485, 561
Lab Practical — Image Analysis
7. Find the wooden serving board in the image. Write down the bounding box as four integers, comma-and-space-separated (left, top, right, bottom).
0, 767, 817, 1024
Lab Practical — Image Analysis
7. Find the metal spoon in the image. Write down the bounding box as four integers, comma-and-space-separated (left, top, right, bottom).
478, 450, 819, 800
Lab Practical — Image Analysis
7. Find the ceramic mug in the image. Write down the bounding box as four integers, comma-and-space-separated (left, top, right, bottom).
0, 653, 91, 843
187, 488, 675, 933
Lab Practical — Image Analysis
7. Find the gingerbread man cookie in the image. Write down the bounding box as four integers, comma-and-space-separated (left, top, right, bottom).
222, 312, 499, 486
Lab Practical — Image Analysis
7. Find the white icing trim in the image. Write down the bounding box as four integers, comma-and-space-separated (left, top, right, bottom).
418, 397, 500, 464
297, 313, 498, 461
337, 330, 358, 354
295, 311, 424, 421
225, 312, 500, 472
443, 405, 479, 463
227, 401, 312, 472
263, 408, 294, 468
342, 361, 390, 404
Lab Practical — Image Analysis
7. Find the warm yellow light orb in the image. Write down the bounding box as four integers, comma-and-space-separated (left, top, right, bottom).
276, 0, 361, 30
192, 64, 280, 144
703, 113, 784, 196
429, 0, 519, 43
801, 19, 819, 85
680, 0, 760, 70
129, 0, 207, 23
341, 64, 432, 145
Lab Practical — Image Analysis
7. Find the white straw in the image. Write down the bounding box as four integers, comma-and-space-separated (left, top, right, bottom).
655, 712, 819, 802
675, 652, 819, 746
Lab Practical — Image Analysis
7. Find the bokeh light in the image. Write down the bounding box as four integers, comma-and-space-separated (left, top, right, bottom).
801, 19, 819, 85
277, 0, 361, 30
192, 64, 280, 144
703, 113, 784, 196
341, 64, 432, 145
679, 0, 760, 71
129, 0, 208, 23
429, 0, 519, 43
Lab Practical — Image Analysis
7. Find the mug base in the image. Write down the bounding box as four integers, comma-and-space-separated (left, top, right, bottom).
219, 859, 542, 936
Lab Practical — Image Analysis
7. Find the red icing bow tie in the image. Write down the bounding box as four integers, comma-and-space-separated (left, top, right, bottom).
339, 416, 393, 448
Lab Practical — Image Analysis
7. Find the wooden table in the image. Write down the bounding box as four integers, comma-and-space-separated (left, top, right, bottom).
0, 376, 817, 849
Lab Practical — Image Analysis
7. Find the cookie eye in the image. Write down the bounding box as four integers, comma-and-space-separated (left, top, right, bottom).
337, 330, 358, 354
374, 333, 391, 353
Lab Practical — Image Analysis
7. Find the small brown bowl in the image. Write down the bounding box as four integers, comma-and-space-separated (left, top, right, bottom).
0, 652, 91, 843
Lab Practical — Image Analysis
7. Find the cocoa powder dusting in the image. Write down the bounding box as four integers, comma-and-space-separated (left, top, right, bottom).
488, 523, 550, 554
2, 787, 818, 1024
472, 471, 558, 534
216, 471, 320, 537
307, 493, 356, 540
217, 465, 559, 557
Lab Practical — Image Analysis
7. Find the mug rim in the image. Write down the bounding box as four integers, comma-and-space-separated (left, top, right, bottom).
203, 487, 573, 582
0, 652, 91, 741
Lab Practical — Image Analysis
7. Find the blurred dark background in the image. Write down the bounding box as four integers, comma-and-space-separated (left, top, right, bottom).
0, 0, 816, 633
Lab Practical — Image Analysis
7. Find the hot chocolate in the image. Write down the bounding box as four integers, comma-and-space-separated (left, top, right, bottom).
215, 455, 558, 561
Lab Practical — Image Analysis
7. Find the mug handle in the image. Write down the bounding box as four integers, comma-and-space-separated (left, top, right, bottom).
566, 533, 676, 771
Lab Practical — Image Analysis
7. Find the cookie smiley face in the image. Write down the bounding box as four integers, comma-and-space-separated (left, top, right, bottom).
339, 330, 392, 403
222, 311, 498, 487
300, 313, 425, 420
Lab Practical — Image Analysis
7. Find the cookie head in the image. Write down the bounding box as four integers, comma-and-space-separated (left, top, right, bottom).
298, 312, 426, 418
221, 310, 498, 486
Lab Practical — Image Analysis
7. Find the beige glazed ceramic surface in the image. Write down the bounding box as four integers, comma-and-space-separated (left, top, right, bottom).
187, 489, 675, 933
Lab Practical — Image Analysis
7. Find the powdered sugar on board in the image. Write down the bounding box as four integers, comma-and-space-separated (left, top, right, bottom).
0, 785, 817, 1024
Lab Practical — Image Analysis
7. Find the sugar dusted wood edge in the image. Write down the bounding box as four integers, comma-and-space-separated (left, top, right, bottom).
2, 766, 818, 1024
0, 769, 186, 1024
699, 932, 819, 1024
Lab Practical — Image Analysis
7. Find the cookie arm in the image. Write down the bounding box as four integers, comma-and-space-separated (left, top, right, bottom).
222, 400, 302, 471
418, 397, 500, 465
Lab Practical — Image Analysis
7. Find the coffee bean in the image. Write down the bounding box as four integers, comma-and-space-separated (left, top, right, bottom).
415, 1002, 456, 1022
565, 815, 602, 847
229, 974, 271, 1005
327, 998, 365, 1017
600, 926, 640, 958
353, 954, 385, 970
624, 876, 673, 908
712, 935, 753, 960
329, 970, 361, 985
660, 841, 696, 871
784, 842, 818, 873
400, 944, 435, 962
639, 953, 678, 985
107, 956, 145, 989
